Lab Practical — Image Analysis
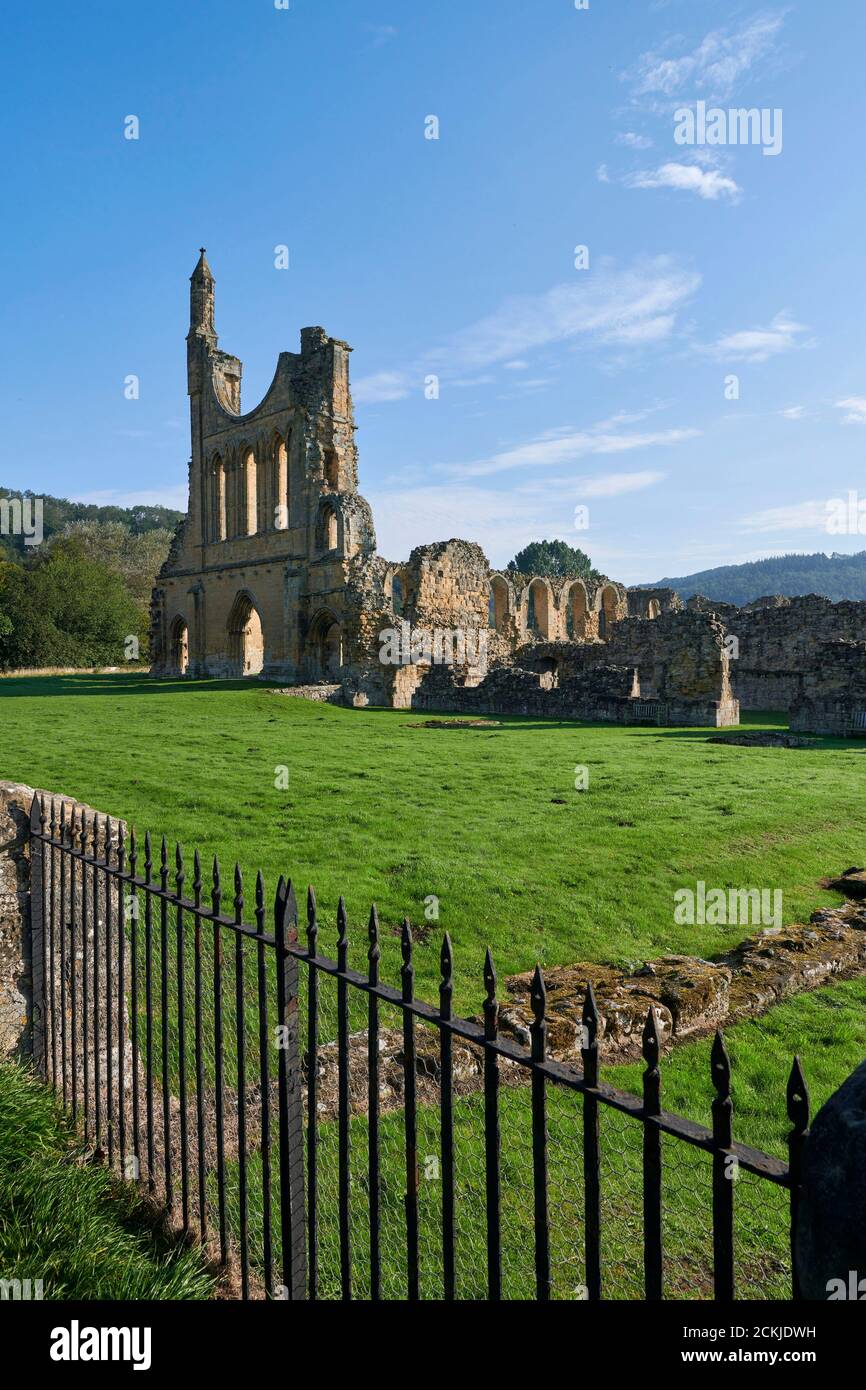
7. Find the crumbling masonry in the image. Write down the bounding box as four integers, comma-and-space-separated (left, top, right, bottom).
150, 256, 866, 731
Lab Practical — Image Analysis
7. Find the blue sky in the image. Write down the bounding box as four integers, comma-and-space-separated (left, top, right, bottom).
2, 0, 865, 583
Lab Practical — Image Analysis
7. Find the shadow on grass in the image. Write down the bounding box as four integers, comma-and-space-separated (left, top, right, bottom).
0, 673, 285, 698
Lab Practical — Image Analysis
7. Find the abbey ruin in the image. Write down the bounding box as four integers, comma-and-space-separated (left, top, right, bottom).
151, 254, 866, 734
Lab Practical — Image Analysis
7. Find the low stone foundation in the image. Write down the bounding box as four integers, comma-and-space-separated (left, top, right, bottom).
268, 683, 344, 704
305, 896, 866, 1121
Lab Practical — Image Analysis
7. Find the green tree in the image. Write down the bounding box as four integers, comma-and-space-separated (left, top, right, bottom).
0, 539, 143, 670
49, 520, 174, 610
507, 540, 597, 579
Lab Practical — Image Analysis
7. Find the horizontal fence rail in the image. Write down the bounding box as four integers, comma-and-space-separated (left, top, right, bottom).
30, 794, 810, 1301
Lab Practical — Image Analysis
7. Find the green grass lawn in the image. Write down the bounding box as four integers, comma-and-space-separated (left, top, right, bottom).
1, 672, 863, 1014
3, 672, 865, 1299
0, 1062, 213, 1300
234, 978, 866, 1300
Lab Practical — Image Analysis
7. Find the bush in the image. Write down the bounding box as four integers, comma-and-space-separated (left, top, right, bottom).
0, 538, 144, 670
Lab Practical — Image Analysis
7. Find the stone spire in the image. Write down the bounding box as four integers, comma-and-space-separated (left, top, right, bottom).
188, 248, 216, 348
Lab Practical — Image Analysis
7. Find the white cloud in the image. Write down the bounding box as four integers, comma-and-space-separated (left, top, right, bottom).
367, 478, 663, 570
596, 163, 611, 183
706, 312, 807, 363
366, 24, 397, 48
624, 13, 785, 104
503, 360, 529, 371
616, 131, 653, 150
836, 397, 866, 424
353, 370, 412, 404
739, 499, 829, 533
575, 470, 667, 498
352, 258, 701, 407
780, 405, 805, 420
447, 422, 698, 480
625, 162, 741, 202
441, 257, 701, 370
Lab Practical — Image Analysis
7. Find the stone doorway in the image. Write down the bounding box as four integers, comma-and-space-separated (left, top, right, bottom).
227, 592, 265, 676
169, 616, 189, 675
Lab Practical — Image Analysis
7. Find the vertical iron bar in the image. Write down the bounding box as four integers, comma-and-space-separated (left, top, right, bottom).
439, 934, 456, 1301
642, 1007, 664, 1300
483, 948, 502, 1301
144, 832, 155, 1189
275, 877, 306, 1300
117, 823, 127, 1173
160, 837, 172, 1207
401, 922, 420, 1300
530, 966, 550, 1301
306, 887, 319, 1301
213, 857, 228, 1265
59, 803, 67, 1106
176, 845, 190, 1233
80, 812, 90, 1139
193, 851, 207, 1242
68, 809, 79, 1122
129, 830, 140, 1179
787, 1056, 810, 1302
711, 1029, 735, 1301
367, 906, 381, 1301
31, 797, 48, 1082
105, 817, 114, 1166
48, 800, 58, 1089
234, 865, 250, 1299
92, 814, 102, 1151
582, 984, 602, 1301
336, 896, 352, 1300
256, 872, 273, 1298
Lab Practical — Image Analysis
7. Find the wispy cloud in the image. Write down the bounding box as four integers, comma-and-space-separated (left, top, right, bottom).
616, 131, 654, 150
352, 256, 701, 404
446, 421, 698, 480
625, 162, 741, 202
623, 12, 786, 105
739, 499, 829, 533
780, 405, 805, 420
368, 477, 662, 570
835, 397, 866, 424
353, 370, 413, 404
704, 312, 808, 363
365, 24, 397, 49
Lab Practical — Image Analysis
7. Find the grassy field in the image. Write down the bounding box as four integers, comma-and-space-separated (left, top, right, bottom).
2, 671, 865, 1299
0, 1063, 213, 1300
1, 672, 863, 1013
232, 977, 866, 1300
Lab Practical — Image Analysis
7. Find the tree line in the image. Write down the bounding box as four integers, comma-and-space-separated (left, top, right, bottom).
0, 489, 182, 670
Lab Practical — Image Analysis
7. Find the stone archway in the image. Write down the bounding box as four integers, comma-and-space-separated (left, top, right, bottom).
489, 577, 509, 633
597, 584, 618, 640
227, 592, 265, 676
169, 615, 189, 675
565, 581, 588, 639
527, 579, 552, 637
308, 611, 343, 681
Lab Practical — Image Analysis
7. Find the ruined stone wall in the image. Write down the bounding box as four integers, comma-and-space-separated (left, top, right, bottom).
627, 586, 683, 619
790, 640, 866, 735
489, 572, 627, 645
683, 594, 866, 711
0, 783, 32, 1060
413, 610, 738, 727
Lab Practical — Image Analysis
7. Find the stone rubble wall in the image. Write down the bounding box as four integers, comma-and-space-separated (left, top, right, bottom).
0, 782, 130, 1099
683, 593, 866, 712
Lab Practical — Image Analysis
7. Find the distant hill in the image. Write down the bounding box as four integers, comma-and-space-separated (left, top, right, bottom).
646, 551, 866, 605
0, 488, 183, 563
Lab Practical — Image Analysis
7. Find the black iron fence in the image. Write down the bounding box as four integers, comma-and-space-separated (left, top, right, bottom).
30, 793, 810, 1301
